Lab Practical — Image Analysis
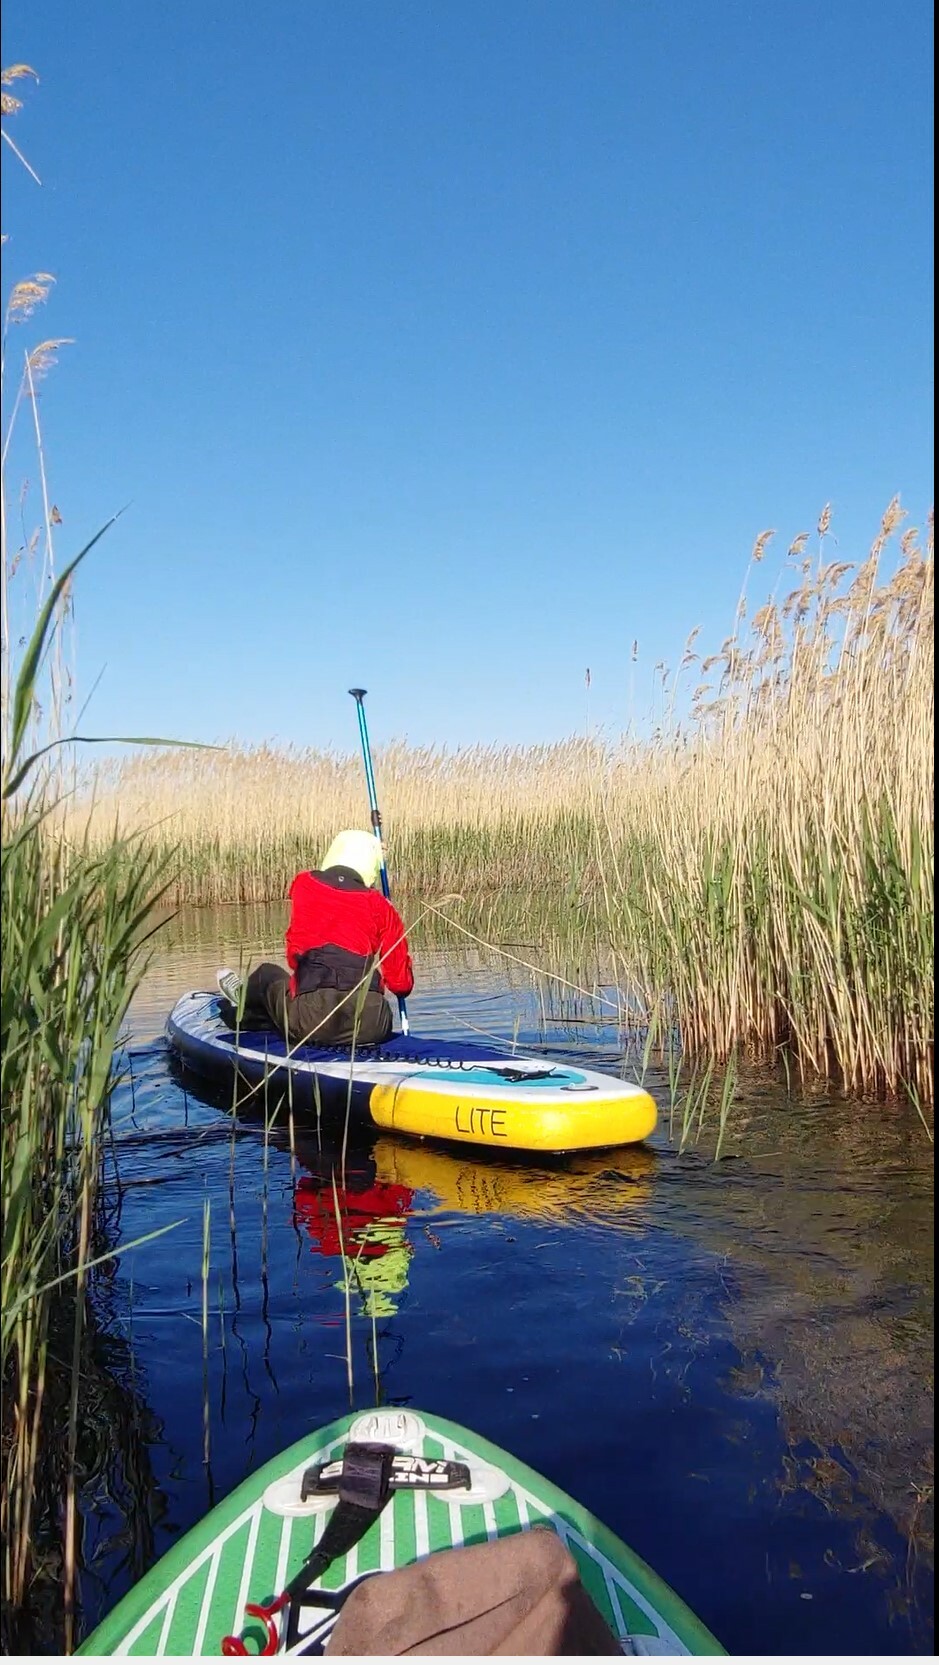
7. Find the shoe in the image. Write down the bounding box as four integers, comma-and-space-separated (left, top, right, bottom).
217, 968, 243, 1005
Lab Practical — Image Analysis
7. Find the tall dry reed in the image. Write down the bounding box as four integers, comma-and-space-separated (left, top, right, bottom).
606, 503, 934, 1105
73, 503, 934, 1108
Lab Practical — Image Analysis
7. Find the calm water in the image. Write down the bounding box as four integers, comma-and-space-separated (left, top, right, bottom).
75, 904, 934, 1656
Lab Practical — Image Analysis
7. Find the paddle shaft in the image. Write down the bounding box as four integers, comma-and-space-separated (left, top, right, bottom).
348, 689, 409, 1033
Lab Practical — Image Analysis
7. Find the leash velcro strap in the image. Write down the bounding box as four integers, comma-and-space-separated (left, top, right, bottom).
337, 1441, 397, 1510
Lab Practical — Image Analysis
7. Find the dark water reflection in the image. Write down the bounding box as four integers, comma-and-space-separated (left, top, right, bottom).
77, 905, 933, 1656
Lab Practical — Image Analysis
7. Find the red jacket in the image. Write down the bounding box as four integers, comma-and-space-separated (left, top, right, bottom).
285, 870, 414, 998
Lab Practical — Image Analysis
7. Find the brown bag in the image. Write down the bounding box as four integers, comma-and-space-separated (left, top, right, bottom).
324, 1527, 622, 1656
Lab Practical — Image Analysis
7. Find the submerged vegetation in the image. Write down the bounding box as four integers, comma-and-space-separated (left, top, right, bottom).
79, 504, 934, 1107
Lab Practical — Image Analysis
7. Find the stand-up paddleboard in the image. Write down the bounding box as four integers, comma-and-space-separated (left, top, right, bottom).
77, 1407, 724, 1656
166, 992, 658, 1154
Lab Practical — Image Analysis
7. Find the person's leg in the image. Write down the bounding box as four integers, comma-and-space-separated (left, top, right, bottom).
314, 990, 392, 1047
235, 963, 291, 1031
288, 988, 393, 1048
287, 988, 341, 1047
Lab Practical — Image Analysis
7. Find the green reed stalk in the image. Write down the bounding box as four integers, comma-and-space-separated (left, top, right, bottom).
330, 1171, 355, 1406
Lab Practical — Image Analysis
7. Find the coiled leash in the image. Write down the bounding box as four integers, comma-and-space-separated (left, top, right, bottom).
221, 1442, 471, 1656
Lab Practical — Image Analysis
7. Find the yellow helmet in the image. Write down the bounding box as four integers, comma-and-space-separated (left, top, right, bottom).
321, 829, 383, 889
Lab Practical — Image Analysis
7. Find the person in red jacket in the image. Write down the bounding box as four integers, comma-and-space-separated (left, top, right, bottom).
216, 829, 413, 1047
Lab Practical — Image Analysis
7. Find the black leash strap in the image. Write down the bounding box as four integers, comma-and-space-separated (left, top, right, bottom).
287, 1442, 396, 1599
221, 1443, 396, 1656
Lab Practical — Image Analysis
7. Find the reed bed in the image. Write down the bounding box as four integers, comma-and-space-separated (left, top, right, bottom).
74, 504, 934, 1107
0, 767, 169, 1648
1, 540, 173, 1649
1, 72, 172, 1649
78, 739, 608, 900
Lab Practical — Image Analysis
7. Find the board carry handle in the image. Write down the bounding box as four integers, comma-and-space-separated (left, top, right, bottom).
302, 1452, 471, 1496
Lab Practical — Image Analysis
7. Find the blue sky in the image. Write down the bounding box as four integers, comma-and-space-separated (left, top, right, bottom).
2, 0, 934, 752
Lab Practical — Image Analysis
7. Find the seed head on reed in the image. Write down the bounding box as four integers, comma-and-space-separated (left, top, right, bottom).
5, 275, 55, 325
680, 626, 702, 668
25, 338, 73, 381
1, 64, 39, 86
1, 65, 38, 120
1, 67, 41, 184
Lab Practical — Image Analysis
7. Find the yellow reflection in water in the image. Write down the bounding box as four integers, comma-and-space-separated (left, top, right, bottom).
371, 1137, 656, 1229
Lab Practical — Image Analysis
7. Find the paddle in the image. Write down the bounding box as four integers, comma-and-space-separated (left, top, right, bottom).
348, 688, 409, 1035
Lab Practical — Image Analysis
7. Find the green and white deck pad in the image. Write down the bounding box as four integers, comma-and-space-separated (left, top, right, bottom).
78, 1410, 724, 1656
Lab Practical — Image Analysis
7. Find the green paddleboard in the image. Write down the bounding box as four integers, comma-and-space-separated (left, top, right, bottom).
78, 1408, 724, 1656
